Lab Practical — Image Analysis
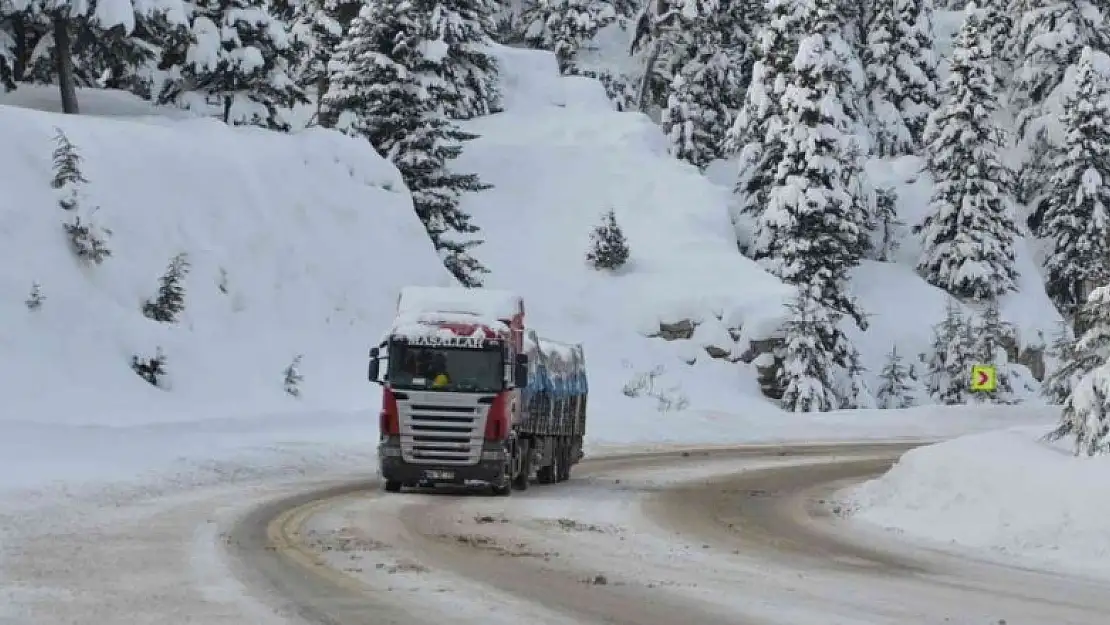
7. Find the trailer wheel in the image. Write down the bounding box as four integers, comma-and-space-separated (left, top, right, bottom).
537, 442, 557, 484
383, 480, 402, 493
557, 444, 571, 482
513, 440, 531, 490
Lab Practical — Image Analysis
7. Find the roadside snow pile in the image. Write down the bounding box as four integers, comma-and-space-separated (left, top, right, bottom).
841, 425, 1110, 580
0, 96, 449, 425
458, 45, 795, 417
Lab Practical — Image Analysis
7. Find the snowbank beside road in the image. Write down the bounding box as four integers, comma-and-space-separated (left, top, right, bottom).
842, 425, 1110, 581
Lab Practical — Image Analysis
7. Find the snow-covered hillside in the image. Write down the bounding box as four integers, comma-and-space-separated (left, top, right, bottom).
0, 93, 450, 425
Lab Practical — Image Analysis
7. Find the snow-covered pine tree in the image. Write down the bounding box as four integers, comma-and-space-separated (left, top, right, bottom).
427, 0, 502, 119
1039, 47, 1110, 320
749, 0, 869, 326
978, 0, 1014, 88
915, 3, 1019, 301
862, 0, 940, 155
925, 297, 975, 404
321, 0, 490, 286
586, 208, 630, 270
1049, 284, 1110, 454
662, 46, 733, 169
290, 0, 356, 124
143, 252, 190, 323
519, 0, 617, 72
1042, 319, 1079, 404
867, 186, 903, 261
1010, 0, 1109, 140
970, 299, 1018, 402
777, 289, 841, 412
877, 345, 915, 409
160, 0, 307, 130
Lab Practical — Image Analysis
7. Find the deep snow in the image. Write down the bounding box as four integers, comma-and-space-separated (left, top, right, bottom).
842, 425, 1110, 583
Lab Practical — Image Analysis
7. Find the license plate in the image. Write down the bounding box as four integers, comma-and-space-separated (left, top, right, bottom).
424, 470, 455, 480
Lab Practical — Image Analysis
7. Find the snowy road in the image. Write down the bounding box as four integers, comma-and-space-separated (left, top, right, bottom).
228, 443, 1110, 625
8, 442, 1110, 625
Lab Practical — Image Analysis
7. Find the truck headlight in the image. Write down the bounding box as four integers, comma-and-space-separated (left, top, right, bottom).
379, 446, 402, 457
481, 450, 505, 461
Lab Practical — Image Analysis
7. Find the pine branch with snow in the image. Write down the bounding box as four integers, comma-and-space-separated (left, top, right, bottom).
586, 208, 629, 270
143, 252, 190, 323
290, 0, 351, 123
915, 4, 1019, 302
321, 0, 490, 286
877, 345, 915, 409
1040, 47, 1110, 320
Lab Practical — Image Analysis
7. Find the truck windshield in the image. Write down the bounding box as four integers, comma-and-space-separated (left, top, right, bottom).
386, 344, 504, 393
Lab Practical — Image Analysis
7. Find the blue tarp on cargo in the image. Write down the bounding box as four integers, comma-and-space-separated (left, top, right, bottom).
523, 332, 587, 399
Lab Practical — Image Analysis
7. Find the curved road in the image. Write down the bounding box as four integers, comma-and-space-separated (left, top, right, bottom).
227, 442, 1110, 625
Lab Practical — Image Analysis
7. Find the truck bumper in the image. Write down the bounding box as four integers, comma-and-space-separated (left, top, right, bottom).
379, 439, 508, 485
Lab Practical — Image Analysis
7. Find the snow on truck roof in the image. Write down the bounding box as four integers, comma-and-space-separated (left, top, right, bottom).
396, 286, 523, 320
388, 311, 510, 341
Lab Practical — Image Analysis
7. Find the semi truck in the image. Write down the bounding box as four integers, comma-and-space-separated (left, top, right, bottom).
367, 286, 588, 495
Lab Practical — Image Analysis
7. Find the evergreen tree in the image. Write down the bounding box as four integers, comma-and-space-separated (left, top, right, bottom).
925, 298, 975, 404
777, 290, 841, 412
586, 208, 630, 270
1010, 0, 1109, 139
862, 0, 940, 155
915, 4, 1019, 301
866, 186, 903, 261
1049, 285, 1110, 455
1043, 319, 1080, 404
1039, 47, 1110, 320
877, 345, 915, 409
978, 0, 1013, 87
662, 46, 733, 169
726, 0, 806, 234
143, 252, 190, 323
749, 0, 869, 327
321, 0, 490, 286
290, 0, 356, 124
519, 0, 617, 72
160, 0, 307, 130
970, 300, 1019, 403
429, 0, 502, 119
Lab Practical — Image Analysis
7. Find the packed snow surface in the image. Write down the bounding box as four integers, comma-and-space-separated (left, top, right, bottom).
843, 426, 1110, 582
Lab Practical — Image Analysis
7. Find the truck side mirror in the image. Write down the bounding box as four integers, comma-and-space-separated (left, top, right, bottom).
368, 347, 381, 384
514, 354, 529, 388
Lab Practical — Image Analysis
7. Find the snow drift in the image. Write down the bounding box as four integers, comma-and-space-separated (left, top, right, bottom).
841, 425, 1110, 581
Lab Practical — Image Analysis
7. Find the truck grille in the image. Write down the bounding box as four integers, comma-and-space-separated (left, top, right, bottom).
397, 393, 490, 465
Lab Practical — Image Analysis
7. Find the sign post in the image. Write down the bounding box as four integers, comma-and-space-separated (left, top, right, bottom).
970, 364, 997, 392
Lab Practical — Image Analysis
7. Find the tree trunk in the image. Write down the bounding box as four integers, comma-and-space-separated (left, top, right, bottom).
53, 15, 80, 114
